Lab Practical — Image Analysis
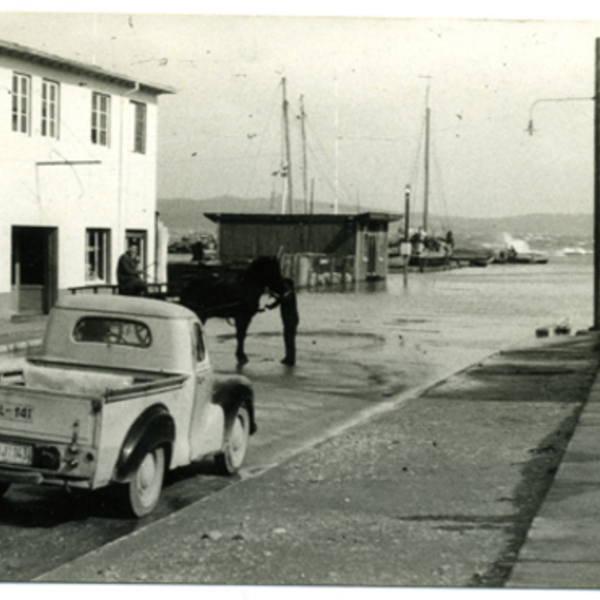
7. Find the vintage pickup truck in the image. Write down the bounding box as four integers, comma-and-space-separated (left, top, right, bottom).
0, 295, 256, 517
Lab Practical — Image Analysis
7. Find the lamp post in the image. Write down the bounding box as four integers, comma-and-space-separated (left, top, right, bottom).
527, 40, 598, 328
594, 38, 600, 329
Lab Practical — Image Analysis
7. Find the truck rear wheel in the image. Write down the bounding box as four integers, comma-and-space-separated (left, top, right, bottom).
215, 403, 250, 475
0, 482, 10, 498
126, 446, 165, 518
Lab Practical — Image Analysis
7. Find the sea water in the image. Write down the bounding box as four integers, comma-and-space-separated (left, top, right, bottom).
298, 254, 594, 356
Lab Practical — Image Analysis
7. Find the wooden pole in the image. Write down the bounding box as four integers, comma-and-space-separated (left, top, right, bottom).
300, 95, 309, 214
334, 76, 339, 215
404, 184, 411, 285
282, 77, 294, 214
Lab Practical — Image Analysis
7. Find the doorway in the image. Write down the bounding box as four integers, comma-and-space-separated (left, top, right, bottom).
12, 226, 58, 315
366, 232, 378, 278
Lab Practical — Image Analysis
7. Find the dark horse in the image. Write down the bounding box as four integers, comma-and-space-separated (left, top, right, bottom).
179, 256, 285, 365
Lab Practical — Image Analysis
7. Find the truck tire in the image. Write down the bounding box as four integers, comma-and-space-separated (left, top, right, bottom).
125, 446, 165, 518
215, 402, 250, 475
0, 482, 9, 498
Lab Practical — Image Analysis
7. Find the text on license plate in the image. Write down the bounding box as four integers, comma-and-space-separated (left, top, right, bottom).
0, 441, 33, 465
0, 403, 33, 422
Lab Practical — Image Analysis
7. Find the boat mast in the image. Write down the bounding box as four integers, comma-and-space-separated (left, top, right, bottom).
419, 75, 432, 233
334, 76, 340, 215
281, 77, 294, 214
423, 105, 431, 233
300, 95, 309, 214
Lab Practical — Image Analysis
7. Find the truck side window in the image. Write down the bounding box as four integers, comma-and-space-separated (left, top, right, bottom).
194, 323, 206, 362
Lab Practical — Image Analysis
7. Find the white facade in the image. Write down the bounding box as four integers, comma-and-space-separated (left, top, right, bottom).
0, 40, 174, 318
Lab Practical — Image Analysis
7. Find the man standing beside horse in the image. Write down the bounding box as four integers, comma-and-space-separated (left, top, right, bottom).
266, 277, 299, 366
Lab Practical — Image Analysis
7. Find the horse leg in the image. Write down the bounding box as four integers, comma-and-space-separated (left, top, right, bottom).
235, 315, 252, 365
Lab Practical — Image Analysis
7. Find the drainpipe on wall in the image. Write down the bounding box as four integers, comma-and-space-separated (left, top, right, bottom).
117, 81, 141, 274
155, 210, 160, 282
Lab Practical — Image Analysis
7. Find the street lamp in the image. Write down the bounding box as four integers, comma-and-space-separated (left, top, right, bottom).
527, 96, 592, 135
526, 40, 599, 328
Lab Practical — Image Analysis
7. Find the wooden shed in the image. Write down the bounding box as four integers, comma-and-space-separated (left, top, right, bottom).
204, 212, 401, 283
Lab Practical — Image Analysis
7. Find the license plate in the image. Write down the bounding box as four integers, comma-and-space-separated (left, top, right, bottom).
0, 441, 33, 466
0, 403, 33, 423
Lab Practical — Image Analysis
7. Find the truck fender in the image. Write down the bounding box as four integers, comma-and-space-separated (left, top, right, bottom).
212, 378, 257, 435
114, 404, 175, 482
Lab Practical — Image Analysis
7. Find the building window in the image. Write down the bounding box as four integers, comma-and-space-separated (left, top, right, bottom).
131, 101, 146, 154
91, 92, 110, 146
41, 79, 60, 139
12, 73, 31, 134
86, 229, 110, 283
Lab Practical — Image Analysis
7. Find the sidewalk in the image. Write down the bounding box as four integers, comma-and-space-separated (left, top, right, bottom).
0, 315, 46, 355
25, 330, 600, 588
506, 342, 600, 589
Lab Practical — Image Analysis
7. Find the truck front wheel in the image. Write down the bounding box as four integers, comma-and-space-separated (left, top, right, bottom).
215, 403, 250, 475
125, 446, 165, 518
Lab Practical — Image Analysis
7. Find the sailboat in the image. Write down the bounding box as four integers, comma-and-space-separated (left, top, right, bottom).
397, 88, 496, 270
405, 90, 454, 270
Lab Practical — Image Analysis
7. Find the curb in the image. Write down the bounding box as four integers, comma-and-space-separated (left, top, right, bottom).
505, 349, 600, 588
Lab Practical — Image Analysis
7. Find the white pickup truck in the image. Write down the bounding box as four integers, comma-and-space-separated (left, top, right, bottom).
0, 295, 256, 517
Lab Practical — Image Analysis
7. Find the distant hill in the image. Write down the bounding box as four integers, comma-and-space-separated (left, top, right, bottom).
157, 196, 593, 244
446, 213, 593, 238
157, 196, 380, 237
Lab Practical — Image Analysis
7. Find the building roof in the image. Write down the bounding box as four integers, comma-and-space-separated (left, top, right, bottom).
0, 39, 176, 96
204, 212, 403, 224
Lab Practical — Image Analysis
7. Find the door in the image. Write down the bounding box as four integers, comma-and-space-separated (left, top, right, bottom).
366, 232, 378, 278
12, 226, 58, 314
188, 322, 220, 460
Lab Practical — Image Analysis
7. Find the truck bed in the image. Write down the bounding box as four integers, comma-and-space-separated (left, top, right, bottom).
0, 358, 188, 445
0, 358, 187, 399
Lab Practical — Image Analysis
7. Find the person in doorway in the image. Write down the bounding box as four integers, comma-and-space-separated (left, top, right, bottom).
191, 240, 204, 262
117, 246, 147, 296
266, 277, 299, 366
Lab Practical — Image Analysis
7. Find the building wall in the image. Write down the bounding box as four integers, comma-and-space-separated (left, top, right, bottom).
0, 52, 162, 317
218, 220, 357, 263
215, 216, 391, 283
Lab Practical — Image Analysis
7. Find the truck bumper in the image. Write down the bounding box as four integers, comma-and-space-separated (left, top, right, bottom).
0, 468, 44, 485
0, 467, 92, 489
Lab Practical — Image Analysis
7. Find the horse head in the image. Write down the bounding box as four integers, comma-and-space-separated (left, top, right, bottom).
244, 255, 285, 295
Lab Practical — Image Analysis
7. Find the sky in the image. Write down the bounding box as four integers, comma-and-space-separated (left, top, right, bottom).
0, 4, 600, 219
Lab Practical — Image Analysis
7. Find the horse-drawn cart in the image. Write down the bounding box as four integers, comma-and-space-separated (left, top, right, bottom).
69, 256, 286, 365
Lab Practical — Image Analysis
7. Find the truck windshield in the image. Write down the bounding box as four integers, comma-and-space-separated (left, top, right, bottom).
73, 317, 152, 348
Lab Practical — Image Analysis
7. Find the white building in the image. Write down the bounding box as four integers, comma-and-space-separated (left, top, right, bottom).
0, 40, 175, 319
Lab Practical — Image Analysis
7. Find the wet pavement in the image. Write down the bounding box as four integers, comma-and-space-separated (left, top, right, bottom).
0, 265, 599, 588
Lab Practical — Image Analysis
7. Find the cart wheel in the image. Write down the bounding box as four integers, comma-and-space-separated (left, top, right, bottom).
215, 403, 250, 475
126, 446, 165, 518
0, 482, 10, 498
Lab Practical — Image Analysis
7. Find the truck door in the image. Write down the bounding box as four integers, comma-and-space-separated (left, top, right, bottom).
188, 322, 218, 459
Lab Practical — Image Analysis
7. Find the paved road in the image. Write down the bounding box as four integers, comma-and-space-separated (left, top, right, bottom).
0, 271, 588, 583
38, 333, 600, 587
